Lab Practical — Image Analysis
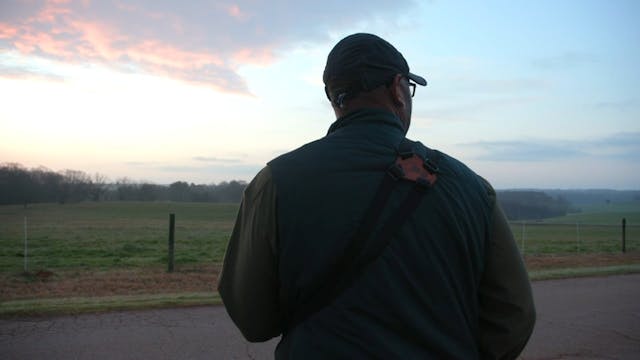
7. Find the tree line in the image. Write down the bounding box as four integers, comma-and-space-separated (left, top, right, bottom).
496, 190, 575, 220
0, 163, 247, 205
2, 163, 576, 220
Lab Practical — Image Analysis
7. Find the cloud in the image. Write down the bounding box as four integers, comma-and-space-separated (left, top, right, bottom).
154, 163, 263, 183
448, 76, 549, 94
419, 96, 537, 122
531, 52, 596, 70
193, 156, 244, 163
462, 132, 640, 162
0, 0, 416, 93
122, 157, 260, 177
124, 161, 160, 166
464, 140, 585, 161
594, 98, 639, 111
157, 165, 204, 173
587, 132, 640, 161
0, 56, 66, 81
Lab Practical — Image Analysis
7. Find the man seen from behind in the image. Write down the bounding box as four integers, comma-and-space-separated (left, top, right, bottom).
218, 33, 536, 359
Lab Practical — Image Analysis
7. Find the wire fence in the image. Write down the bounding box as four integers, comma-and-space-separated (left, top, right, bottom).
1, 204, 638, 274
509, 221, 639, 255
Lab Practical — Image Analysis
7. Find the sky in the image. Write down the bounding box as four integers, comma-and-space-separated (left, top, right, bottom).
1, 0, 638, 189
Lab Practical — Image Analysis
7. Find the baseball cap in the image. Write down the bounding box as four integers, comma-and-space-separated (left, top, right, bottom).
323, 33, 427, 104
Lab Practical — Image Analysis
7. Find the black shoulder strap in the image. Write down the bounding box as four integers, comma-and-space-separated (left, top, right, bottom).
285, 139, 440, 332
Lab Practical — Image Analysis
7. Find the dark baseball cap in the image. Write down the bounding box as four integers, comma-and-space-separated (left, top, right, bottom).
323, 33, 426, 103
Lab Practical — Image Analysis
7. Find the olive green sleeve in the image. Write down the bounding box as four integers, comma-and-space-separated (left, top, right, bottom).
477, 185, 536, 359
217, 166, 281, 342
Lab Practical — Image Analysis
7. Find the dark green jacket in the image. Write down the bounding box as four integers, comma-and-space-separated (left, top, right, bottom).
219, 108, 535, 359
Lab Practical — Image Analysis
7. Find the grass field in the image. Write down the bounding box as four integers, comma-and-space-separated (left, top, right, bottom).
509, 202, 640, 254
0, 202, 238, 272
1, 201, 638, 273
1, 200, 639, 316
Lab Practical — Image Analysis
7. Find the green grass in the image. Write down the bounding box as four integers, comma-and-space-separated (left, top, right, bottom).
509, 202, 640, 254
2, 265, 640, 317
1, 201, 639, 317
529, 264, 640, 280
0, 292, 222, 317
0, 202, 238, 272
1, 201, 639, 273
550, 202, 640, 224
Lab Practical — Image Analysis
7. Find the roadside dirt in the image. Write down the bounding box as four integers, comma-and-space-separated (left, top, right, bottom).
1, 252, 639, 302
524, 252, 640, 270
0, 265, 220, 301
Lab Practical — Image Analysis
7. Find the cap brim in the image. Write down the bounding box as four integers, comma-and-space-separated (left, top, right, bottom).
408, 72, 427, 86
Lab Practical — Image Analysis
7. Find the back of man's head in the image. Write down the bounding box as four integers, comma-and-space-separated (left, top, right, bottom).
323, 33, 426, 110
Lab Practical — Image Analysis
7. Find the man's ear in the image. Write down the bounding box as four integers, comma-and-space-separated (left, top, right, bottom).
389, 74, 407, 107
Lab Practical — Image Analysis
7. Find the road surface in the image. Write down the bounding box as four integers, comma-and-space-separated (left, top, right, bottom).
1, 274, 639, 359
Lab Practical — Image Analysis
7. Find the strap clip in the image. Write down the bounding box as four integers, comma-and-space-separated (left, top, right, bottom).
394, 154, 438, 187
387, 163, 405, 180
423, 158, 440, 174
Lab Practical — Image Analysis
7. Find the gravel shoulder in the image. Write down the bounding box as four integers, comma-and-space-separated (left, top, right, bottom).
2, 274, 639, 360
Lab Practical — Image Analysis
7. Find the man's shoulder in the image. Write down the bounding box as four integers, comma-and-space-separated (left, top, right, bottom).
267, 138, 326, 167
410, 139, 495, 196
243, 166, 275, 202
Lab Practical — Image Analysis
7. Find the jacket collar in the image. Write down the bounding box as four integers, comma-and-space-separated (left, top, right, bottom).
327, 108, 405, 135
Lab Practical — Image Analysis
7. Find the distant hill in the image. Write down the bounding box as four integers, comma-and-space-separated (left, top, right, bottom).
538, 189, 640, 206
494, 189, 640, 220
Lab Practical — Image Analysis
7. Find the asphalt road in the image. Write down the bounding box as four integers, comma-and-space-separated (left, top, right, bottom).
1, 274, 639, 359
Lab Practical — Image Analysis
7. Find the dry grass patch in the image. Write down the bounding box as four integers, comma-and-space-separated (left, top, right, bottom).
1, 265, 220, 302
524, 251, 640, 271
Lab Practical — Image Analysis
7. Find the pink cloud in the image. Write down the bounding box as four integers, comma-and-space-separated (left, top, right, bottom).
227, 4, 249, 21
32, 1, 72, 24
232, 48, 275, 67
0, 24, 19, 39
2, 1, 247, 93
0, 0, 415, 93
70, 21, 123, 60
127, 40, 224, 69
114, 1, 138, 12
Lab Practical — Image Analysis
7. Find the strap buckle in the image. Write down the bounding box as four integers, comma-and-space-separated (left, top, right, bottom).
393, 154, 438, 187
387, 163, 405, 180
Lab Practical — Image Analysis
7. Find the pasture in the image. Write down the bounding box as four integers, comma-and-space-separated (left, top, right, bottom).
0, 201, 639, 274
509, 202, 640, 254
0, 202, 237, 273
0, 200, 639, 314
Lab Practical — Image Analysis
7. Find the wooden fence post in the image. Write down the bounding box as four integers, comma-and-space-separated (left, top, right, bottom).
622, 218, 626, 253
168, 213, 175, 272
521, 221, 526, 255
576, 222, 580, 253
24, 216, 28, 273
